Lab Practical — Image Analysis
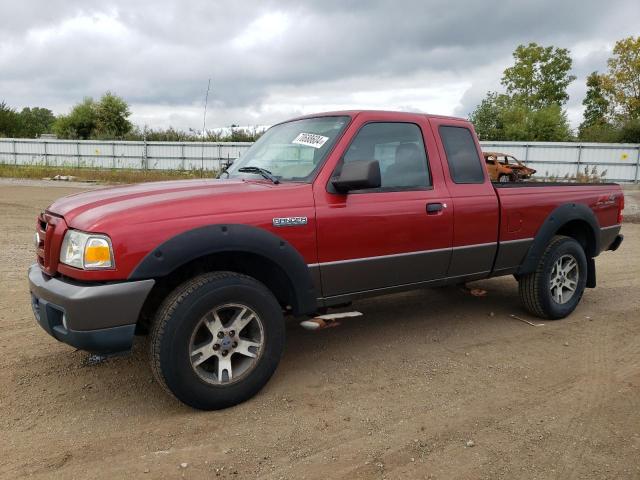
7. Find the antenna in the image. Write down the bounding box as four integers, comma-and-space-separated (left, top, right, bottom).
201, 78, 211, 177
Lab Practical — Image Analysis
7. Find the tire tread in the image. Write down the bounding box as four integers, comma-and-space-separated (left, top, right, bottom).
149, 271, 259, 399
518, 235, 573, 319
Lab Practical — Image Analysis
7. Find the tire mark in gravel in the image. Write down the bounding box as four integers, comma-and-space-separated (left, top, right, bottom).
554, 319, 615, 480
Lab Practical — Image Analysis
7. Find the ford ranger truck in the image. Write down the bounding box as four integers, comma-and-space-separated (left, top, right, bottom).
28, 111, 624, 410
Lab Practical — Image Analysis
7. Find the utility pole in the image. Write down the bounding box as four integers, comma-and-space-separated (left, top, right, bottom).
201, 78, 212, 177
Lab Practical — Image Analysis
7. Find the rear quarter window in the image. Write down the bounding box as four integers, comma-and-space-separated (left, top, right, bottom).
439, 126, 485, 184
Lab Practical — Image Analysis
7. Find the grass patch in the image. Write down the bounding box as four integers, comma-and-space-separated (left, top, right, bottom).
0, 164, 219, 184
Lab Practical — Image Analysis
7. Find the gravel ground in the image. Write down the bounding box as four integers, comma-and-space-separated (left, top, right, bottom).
1, 182, 639, 479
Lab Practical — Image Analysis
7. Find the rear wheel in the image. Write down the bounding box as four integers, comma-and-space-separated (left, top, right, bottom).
518, 236, 587, 319
150, 272, 285, 410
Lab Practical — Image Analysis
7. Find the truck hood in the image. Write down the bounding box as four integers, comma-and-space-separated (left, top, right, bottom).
47, 179, 313, 231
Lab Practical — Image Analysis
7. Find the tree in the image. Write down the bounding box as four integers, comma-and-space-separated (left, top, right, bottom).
18, 107, 55, 138
578, 72, 615, 141
501, 43, 576, 109
618, 118, 640, 143
53, 93, 132, 139
469, 92, 510, 140
94, 92, 132, 138
603, 36, 640, 120
470, 92, 572, 142
0, 101, 22, 137
53, 98, 97, 139
500, 102, 572, 141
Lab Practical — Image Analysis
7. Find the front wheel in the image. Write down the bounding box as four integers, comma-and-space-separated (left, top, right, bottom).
498, 174, 511, 183
150, 272, 285, 410
518, 236, 587, 319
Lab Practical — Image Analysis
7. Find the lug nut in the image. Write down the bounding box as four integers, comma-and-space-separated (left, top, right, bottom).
222, 350, 228, 356
213, 344, 220, 351
232, 341, 238, 348
229, 330, 235, 337
217, 331, 224, 339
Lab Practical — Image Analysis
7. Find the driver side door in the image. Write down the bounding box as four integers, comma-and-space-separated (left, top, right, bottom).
313, 115, 453, 300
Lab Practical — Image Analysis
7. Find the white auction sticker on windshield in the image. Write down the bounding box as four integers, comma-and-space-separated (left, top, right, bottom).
292, 133, 329, 149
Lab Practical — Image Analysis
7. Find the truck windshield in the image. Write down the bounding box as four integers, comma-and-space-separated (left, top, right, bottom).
223, 116, 350, 182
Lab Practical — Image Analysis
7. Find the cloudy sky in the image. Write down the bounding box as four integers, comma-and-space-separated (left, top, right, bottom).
1, 0, 638, 131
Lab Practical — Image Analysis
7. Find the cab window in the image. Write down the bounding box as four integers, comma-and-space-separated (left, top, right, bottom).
439, 126, 485, 184
340, 122, 430, 190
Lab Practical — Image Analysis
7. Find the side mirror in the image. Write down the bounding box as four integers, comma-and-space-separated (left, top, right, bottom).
331, 160, 381, 193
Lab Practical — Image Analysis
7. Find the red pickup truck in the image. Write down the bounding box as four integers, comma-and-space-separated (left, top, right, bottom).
29, 111, 624, 409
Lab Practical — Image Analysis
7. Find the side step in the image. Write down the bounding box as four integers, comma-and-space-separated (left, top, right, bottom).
299, 311, 363, 331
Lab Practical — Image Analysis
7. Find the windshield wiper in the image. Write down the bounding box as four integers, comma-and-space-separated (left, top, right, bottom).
237, 166, 280, 184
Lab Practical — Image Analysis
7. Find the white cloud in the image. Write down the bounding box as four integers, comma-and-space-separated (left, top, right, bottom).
1, 0, 639, 131
232, 12, 291, 50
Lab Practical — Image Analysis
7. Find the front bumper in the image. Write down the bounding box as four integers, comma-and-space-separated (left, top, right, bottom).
28, 265, 155, 353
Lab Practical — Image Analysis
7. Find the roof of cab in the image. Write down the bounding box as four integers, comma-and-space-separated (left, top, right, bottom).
281, 110, 468, 125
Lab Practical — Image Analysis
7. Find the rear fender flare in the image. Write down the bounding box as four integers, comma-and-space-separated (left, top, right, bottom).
517, 203, 600, 277
129, 224, 318, 315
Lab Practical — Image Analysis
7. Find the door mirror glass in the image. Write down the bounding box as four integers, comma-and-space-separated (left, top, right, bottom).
331, 160, 381, 193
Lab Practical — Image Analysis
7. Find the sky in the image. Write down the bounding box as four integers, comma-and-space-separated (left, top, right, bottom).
1, 0, 638, 131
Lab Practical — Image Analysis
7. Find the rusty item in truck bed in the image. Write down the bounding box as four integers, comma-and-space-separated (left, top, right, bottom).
483, 151, 536, 183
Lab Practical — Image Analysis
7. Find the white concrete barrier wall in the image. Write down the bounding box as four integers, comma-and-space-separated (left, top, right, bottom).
1, 138, 639, 182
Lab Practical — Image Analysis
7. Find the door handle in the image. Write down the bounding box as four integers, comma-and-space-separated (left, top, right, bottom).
426, 202, 446, 214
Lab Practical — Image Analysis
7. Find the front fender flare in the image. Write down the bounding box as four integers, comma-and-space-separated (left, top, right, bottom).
129, 224, 318, 315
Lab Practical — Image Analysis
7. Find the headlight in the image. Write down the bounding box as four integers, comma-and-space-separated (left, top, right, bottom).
60, 230, 114, 269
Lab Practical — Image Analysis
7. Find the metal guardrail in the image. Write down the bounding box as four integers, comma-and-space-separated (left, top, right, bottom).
480, 141, 640, 183
0, 138, 253, 172
1, 138, 639, 183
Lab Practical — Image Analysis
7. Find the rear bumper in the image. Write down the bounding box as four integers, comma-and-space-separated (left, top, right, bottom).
608, 234, 623, 252
28, 265, 154, 353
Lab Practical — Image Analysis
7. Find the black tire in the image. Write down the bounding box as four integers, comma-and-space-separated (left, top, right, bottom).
150, 271, 285, 410
518, 235, 587, 320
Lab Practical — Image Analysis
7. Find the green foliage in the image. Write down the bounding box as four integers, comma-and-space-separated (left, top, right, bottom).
94, 92, 132, 138
604, 36, 640, 120
53, 97, 97, 139
578, 37, 640, 142
503, 103, 572, 141
0, 164, 218, 183
578, 72, 612, 140
469, 92, 509, 140
470, 43, 575, 141
0, 101, 22, 137
124, 125, 265, 142
53, 93, 132, 140
501, 43, 576, 109
470, 93, 572, 142
618, 118, 640, 143
578, 123, 620, 142
18, 107, 55, 138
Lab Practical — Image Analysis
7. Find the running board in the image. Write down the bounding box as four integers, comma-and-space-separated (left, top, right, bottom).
299, 311, 363, 331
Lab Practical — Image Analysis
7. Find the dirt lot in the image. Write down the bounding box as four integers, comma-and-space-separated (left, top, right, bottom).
1, 181, 639, 480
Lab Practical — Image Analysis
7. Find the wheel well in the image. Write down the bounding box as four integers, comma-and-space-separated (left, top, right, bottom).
136, 251, 295, 334
555, 220, 596, 257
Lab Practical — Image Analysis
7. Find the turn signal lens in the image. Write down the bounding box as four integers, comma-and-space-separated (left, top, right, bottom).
84, 238, 112, 267
60, 230, 114, 269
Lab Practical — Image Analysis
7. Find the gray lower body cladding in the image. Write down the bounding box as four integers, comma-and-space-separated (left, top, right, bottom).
599, 224, 622, 251
492, 238, 534, 275
313, 242, 499, 303
28, 265, 154, 353
316, 248, 451, 298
